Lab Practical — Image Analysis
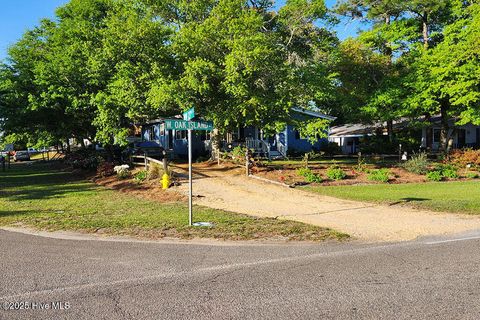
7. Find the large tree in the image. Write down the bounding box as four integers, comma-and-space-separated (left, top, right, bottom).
407, 1, 480, 151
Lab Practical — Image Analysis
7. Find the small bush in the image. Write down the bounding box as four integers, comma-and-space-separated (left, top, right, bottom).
114, 164, 131, 180
318, 142, 341, 156
442, 168, 459, 179
426, 171, 443, 182
446, 149, 480, 168
147, 163, 163, 180
466, 172, 479, 179
326, 166, 347, 181
134, 170, 148, 183
433, 164, 459, 179
355, 157, 368, 173
402, 152, 429, 174
296, 167, 323, 183
231, 145, 249, 163
367, 169, 390, 183
96, 162, 115, 177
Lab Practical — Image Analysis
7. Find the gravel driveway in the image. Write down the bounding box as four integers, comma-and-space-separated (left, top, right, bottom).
175, 164, 480, 242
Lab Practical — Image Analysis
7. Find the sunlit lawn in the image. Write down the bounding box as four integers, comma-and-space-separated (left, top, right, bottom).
0, 162, 348, 241
307, 181, 480, 215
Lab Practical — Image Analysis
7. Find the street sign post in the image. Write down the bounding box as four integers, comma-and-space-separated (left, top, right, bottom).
188, 129, 193, 226
164, 119, 213, 131
183, 107, 195, 121
164, 117, 213, 226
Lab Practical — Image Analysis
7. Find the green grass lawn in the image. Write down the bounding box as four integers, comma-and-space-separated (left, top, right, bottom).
0, 162, 347, 241
307, 181, 480, 215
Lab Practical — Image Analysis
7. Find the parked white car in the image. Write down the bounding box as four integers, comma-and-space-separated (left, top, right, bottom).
14, 151, 30, 162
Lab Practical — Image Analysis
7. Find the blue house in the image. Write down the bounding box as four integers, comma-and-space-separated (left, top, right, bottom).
140, 108, 336, 159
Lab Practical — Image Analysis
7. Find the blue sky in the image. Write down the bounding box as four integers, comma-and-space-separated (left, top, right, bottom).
0, 0, 364, 61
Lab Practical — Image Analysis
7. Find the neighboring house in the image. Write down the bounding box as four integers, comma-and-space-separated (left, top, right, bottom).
141, 108, 336, 159
330, 116, 480, 154
420, 116, 480, 151
329, 123, 377, 155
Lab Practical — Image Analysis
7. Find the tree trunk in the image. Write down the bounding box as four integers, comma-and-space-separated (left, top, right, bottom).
65, 139, 71, 153
439, 101, 450, 152
422, 13, 429, 49
384, 15, 394, 143
387, 120, 394, 143
210, 129, 221, 161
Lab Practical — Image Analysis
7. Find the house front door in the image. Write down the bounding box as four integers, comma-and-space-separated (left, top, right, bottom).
268, 136, 277, 151
167, 130, 174, 150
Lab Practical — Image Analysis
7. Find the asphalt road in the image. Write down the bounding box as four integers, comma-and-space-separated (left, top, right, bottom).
1, 229, 480, 320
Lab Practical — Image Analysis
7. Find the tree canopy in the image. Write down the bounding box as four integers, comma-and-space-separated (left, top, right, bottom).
0, 0, 478, 152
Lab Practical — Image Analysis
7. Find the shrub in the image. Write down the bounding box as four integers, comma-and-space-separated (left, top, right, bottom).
446, 149, 480, 168
442, 168, 459, 179
64, 150, 104, 170
426, 171, 443, 182
402, 152, 429, 174
147, 163, 163, 180
114, 164, 131, 180
367, 169, 390, 183
296, 167, 323, 183
96, 162, 115, 177
318, 142, 341, 156
134, 170, 147, 183
326, 166, 347, 181
466, 172, 479, 179
231, 145, 249, 162
434, 164, 459, 179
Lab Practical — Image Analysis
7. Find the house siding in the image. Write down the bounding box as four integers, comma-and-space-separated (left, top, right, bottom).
286, 125, 328, 153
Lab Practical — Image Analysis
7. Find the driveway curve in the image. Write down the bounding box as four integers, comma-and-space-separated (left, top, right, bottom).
175, 164, 480, 242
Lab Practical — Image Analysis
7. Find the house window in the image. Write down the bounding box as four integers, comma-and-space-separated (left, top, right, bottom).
433, 129, 441, 143
196, 131, 211, 141
294, 129, 307, 140
175, 130, 187, 140
149, 127, 155, 141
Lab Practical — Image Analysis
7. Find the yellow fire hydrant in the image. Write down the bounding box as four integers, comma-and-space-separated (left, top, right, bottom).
161, 173, 170, 189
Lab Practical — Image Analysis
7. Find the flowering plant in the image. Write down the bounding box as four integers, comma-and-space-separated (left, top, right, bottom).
114, 165, 130, 179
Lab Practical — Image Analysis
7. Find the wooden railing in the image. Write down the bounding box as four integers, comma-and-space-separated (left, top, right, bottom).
131, 155, 166, 171
245, 138, 269, 155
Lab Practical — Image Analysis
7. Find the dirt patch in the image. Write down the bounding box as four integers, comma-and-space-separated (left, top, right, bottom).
253, 164, 427, 186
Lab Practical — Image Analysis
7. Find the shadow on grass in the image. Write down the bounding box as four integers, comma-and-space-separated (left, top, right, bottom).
0, 162, 97, 201
389, 197, 431, 206
0, 210, 44, 218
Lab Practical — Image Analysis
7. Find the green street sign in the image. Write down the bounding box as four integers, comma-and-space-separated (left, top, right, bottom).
183, 107, 195, 121
165, 119, 213, 131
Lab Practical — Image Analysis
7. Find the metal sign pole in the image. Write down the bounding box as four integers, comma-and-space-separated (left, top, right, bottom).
188, 129, 193, 226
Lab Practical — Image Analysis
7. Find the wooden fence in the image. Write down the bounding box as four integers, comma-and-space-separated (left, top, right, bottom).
131, 155, 167, 171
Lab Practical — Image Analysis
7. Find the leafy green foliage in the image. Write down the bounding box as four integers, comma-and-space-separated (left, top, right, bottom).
296, 167, 323, 183
402, 153, 429, 174
466, 172, 479, 179
326, 166, 347, 181
134, 170, 148, 183
426, 170, 443, 182
426, 164, 459, 181
1, 0, 338, 149
367, 169, 390, 183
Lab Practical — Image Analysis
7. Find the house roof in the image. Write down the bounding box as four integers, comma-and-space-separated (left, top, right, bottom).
292, 108, 337, 121
329, 123, 379, 138
330, 118, 412, 138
